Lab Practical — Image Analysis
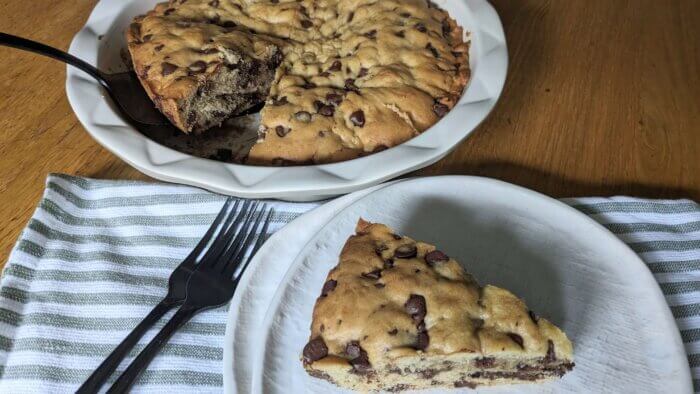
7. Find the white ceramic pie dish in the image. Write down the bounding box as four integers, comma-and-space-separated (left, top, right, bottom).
66, 0, 507, 201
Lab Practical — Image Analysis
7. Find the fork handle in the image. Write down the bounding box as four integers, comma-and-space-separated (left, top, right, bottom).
0, 32, 108, 86
107, 306, 199, 393
76, 299, 177, 394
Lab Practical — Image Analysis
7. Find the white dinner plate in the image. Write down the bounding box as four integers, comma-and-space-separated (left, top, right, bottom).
66, 0, 507, 200
229, 176, 691, 393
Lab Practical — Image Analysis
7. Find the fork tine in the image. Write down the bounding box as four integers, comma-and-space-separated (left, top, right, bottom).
214, 202, 260, 271
184, 198, 235, 264
227, 205, 266, 263
230, 208, 274, 280
198, 200, 252, 268
221, 205, 267, 277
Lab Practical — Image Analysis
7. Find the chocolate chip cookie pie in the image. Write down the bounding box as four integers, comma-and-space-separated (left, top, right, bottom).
126, 0, 470, 165
302, 220, 574, 391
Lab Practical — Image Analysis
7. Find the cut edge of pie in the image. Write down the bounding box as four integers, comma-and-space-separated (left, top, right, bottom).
302, 219, 574, 391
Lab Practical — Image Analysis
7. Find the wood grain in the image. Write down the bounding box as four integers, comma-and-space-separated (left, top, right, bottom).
0, 0, 698, 269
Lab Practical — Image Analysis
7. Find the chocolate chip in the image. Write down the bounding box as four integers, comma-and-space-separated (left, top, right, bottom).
425, 250, 449, 265
344, 78, 359, 92
301, 19, 313, 28
349, 110, 365, 127
361, 269, 382, 279
394, 31, 405, 38
528, 310, 539, 324
507, 333, 524, 349
209, 0, 219, 6
346, 341, 362, 359
221, 20, 236, 28
391, 233, 403, 240
433, 102, 449, 117
383, 259, 394, 269
302, 80, 316, 89
326, 93, 343, 106
319, 324, 325, 332
358, 67, 368, 78
154, 44, 165, 52
395, 244, 417, 259
328, 60, 342, 71
161, 62, 178, 76
454, 380, 477, 389
163, 8, 175, 16
417, 320, 425, 332
475, 357, 495, 368
188, 60, 208, 74
415, 331, 429, 350
321, 279, 337, 296
272, 96, 288, 106
350, 351, 371, 373
414, 269, 421, 273
400, 12, 411, 18
415, 22, 427, 33
303, 337, 328, 364
442, 19, 452, 36
405, 294, 426, 323
318, 130, 327, 137
426, 42, 439, 58
347, 12, 354, 22
363, 29, 377, 39
346, 341, 371, 373
318, 104, 335, 117
374, 283, 385, 288
544, 340, 556, 362
130, 22, 141, 39
388, 328, 398, 335
275, 125, 290, 137
294, 111, 312, 122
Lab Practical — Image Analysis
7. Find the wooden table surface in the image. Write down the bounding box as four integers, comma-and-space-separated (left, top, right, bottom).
1, 0, 699, 268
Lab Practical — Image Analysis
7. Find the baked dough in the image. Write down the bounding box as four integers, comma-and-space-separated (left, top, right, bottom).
302, 220, 574, 391
127, 0, 470, 165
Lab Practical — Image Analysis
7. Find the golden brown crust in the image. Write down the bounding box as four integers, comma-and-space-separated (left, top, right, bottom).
126, 2, 284, 133
127, 0, 470, 162
303, 220, 574, 391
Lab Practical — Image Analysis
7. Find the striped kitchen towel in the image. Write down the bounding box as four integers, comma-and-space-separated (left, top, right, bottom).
0, 174, 697, 392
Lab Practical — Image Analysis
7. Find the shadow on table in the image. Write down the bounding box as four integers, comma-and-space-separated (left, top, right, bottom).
415, 159, 698, 201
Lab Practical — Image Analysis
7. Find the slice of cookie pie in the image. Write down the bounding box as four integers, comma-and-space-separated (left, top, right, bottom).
302, 220, 574, 391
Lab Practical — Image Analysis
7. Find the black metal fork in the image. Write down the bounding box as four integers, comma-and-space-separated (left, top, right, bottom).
78, 197, 241, 393
106, 202, 274, 393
